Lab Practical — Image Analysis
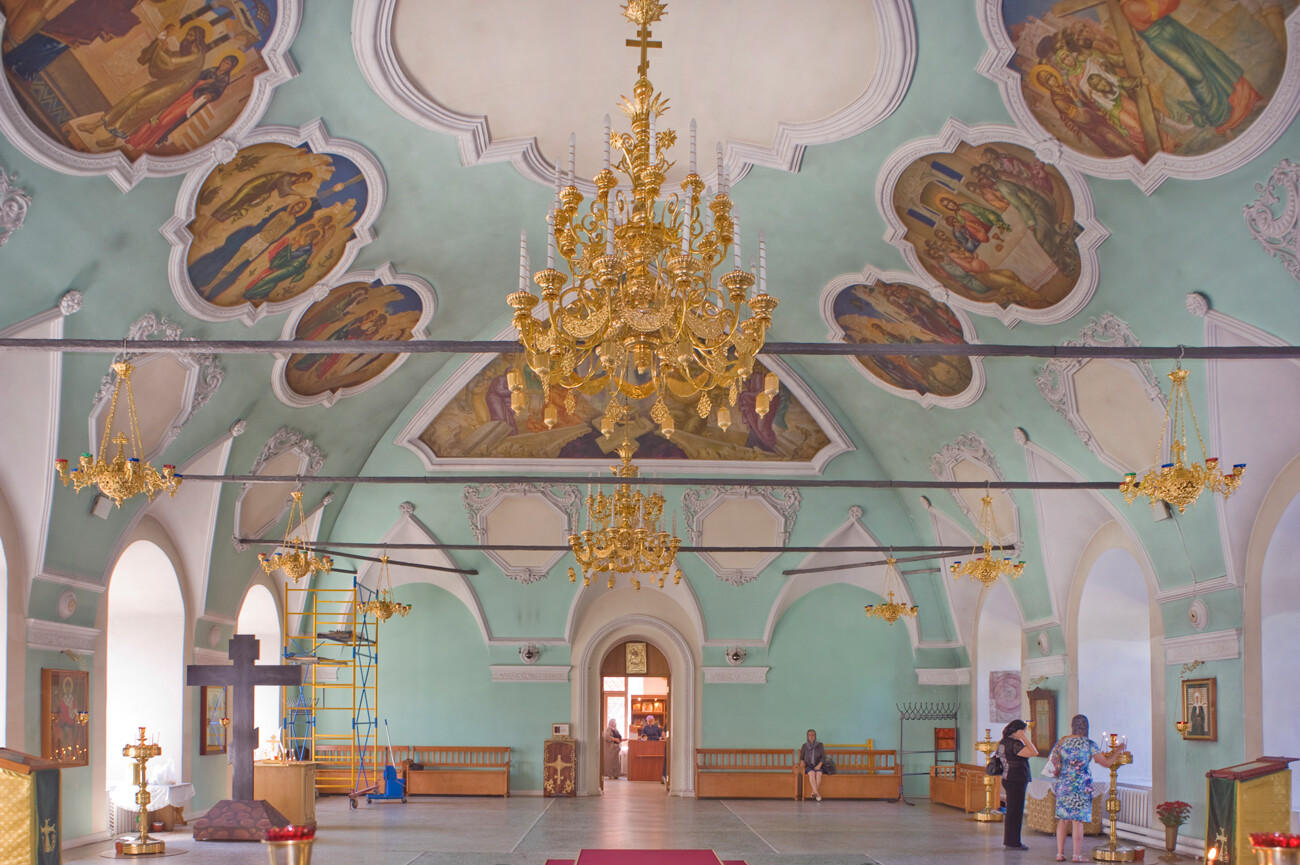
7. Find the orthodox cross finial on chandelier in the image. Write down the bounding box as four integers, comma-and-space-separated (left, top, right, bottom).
622, 1, 665, 75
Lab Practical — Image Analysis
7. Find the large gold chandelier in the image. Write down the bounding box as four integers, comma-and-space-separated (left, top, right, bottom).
507, 0, 779, 439
864, 557, 919, 625
55, 361, 182, 508
950, 492, 1025, 588
258, 491, 332, 583
1119, 365, 1244, 514
567, 436, 683, 590
357, 555, 411, 622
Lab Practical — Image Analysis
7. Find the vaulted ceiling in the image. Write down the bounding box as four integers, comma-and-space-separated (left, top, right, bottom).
2, 0, 1299, 651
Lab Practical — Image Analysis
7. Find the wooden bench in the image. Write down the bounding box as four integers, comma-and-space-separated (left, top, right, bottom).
802, 748, 901, 800
929, 762, 999, 812
400, 746, 511, 797
695, 749, 799, 799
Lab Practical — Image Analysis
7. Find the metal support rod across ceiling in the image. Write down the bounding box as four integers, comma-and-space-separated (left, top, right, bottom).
781, 550, 977, 575
237, 538, 1010, 555
1, 336, 1298, 360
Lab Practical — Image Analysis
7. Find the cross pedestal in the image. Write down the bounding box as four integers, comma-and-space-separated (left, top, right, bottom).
187, 634, 304, 841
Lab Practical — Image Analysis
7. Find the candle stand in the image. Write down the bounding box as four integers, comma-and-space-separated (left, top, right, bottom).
974, 728, 1003, 823
1093, 733, 1141, 862
118, 726, 164, 855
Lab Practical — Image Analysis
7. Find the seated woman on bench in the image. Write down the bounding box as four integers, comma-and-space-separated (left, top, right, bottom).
799, 729, 826, 801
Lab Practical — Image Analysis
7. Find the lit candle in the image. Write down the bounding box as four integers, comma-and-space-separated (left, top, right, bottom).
603, 114, 611, 171
690, 119, 697, 174
568, 132, 576, 183
758, 231, 767, 295
648, 112, 656, 164
519, 230, 528, 291
547, 212, 556, 270
733, 213, 741, 270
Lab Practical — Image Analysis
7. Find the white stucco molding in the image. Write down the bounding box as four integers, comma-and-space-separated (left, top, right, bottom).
1153, 575, 1235, 604
490, 665, 571, 682
0, 163, 31, 247
462, 481, 581, 584
1162, 630, 1241, 666
232, 426, 325, 545
35, 570, 107, 594
917, 667, 970, 686
680, 485, 801, 585
930, 431, 1021, 546
193, 648, 231, 667
270, 262, 437, 408
876, 119, 1106, 327
351, 0, 915, 191
27, 618, 99, 654
1245, 158, 1300, 282
818, 264, 986, 409
1023, 654, 1068, 679
162, 120, 387, 326
702, 667, 769, 684
1034, 313, 1166, 474
976, 2, 1300, 194
0, 5, 302, 191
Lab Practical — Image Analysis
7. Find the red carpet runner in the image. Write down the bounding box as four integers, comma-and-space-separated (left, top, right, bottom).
545, 851, 747, 865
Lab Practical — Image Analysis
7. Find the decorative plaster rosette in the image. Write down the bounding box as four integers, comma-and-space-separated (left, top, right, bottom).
162, 121, 386, 325
877, 120, 1105, 328
0, 4, 302, 191
819, 264, 986, 409
975, 1, 1300, 194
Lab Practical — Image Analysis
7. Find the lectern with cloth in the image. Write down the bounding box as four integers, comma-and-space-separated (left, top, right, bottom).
0, 748, 60, 865
1205, 755, 1296, 863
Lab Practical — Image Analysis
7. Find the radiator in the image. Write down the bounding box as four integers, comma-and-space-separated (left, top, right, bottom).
1115, 783, 1152, 829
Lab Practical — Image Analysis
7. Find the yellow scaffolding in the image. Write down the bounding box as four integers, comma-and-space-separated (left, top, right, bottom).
282, 580, 379, 796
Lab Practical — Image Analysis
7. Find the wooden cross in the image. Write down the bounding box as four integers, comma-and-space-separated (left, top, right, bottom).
627, 24, 662, 77
187, 635, 301, 801
1053, 0, 1162, 157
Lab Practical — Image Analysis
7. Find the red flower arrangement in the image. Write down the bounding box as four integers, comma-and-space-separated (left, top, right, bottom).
1252, 833, 1300, 849
265, 825, 316, 841
1156, 801, 1192, 827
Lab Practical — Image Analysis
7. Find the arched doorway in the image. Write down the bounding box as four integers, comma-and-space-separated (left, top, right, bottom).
236, 583, 282, 757
1260, 491, 1300, 809
599, 640, 670, 784
974, 579, 1022, 752
106, 541, 185, 786
1077, 548, 1152, 785
0, 532, 6, 748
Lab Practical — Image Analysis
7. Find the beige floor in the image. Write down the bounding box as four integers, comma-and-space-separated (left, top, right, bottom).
64, 779, 1111, 864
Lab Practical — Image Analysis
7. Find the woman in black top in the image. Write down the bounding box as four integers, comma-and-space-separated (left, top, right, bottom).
1000, 719, 1039, 849
799, 729, 826, 801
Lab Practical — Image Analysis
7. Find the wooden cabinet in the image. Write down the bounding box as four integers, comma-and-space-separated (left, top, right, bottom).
629, 696, 668, 738
253, 761, 316, 826
627, 740, 665, 781
543, 738, 576, 797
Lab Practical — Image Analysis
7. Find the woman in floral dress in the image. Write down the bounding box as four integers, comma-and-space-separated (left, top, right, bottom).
1046, 714, 1118, 861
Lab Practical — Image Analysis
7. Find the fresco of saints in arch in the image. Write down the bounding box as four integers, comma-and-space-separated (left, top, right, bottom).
420, 356, 832, 464
831, 281, 974, 399
999, 0, 1292, 162
184, 141, 368, 310
894, 140, 1083, 312
284, 280, 424, 399
1, 0, 283, 160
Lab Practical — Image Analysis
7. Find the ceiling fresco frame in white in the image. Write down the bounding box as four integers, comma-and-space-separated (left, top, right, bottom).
161, 120, 387, 326
461, 482, 582, 584
1034, 313, 1167, 475
270, 262, 437, 409
1245, 157, 1300, 283
975, 3, 1300, 195
876, 119, 1107, 328
350, 0, 916, 192
395, 332, 854, 476
929, 431, 1022, 546
818, 264, 987, 409
0, 4, 302, 193
88, 313, 223, 464
680, 485, 801, 586
231, 426, 325, 545
0, 163, 31, 247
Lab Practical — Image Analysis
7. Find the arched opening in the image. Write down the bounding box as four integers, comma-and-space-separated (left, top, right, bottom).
106, 540, 185, 786
1260, 491, 1300, 810
236, 583, 283, 757
1077, 548, 1152, 785
599, 640, 670, 784
974, 579, 1022, 753
0, 532, 6, 748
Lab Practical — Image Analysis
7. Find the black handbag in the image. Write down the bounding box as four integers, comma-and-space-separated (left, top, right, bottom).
821, 757, 836, 775
985, 752, 1005, 776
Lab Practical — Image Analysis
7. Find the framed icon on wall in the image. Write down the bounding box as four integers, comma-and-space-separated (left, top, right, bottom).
625, 641, 648, 675
1181, 677, 1217, 742
1026, 687, 1057, 753
200, 685, 228, 755
41, 668, 89, 767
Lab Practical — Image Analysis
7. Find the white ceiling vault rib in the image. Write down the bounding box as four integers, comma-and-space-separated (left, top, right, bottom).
351, 0, 916, 190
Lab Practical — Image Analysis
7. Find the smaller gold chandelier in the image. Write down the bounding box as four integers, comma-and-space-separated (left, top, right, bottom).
258, 490, 332, 583
568, 435, 682, 590
55, 361, 182, 508
864, 557, 918, 625
950, 492, 1025, 587
1119, 365, 1244, 514
357, 555, 411, 622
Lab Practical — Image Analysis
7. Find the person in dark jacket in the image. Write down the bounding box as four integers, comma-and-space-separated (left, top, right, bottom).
1000, 719, 1039, 849
799, 729, 826, 801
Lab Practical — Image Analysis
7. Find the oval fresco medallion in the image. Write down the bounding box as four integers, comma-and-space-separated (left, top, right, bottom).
273, 267, 434, 407
824, 275, 983, 408
0, 0, 298, 187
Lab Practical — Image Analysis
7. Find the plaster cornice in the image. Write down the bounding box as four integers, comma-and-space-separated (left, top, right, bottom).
27, 618, 99, 653
703, 667, 769, 684
916, 667, 970, 686
1161, 630, 1240, 666
490, 665, 571, 682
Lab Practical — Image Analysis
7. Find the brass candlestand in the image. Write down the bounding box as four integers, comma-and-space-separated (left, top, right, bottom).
974, 728, 1003, 823
119, 726, 164, 855
1093, 733, 1140, 862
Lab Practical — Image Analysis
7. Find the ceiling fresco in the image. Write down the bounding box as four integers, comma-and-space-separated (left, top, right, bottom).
0, 0, 299, 188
